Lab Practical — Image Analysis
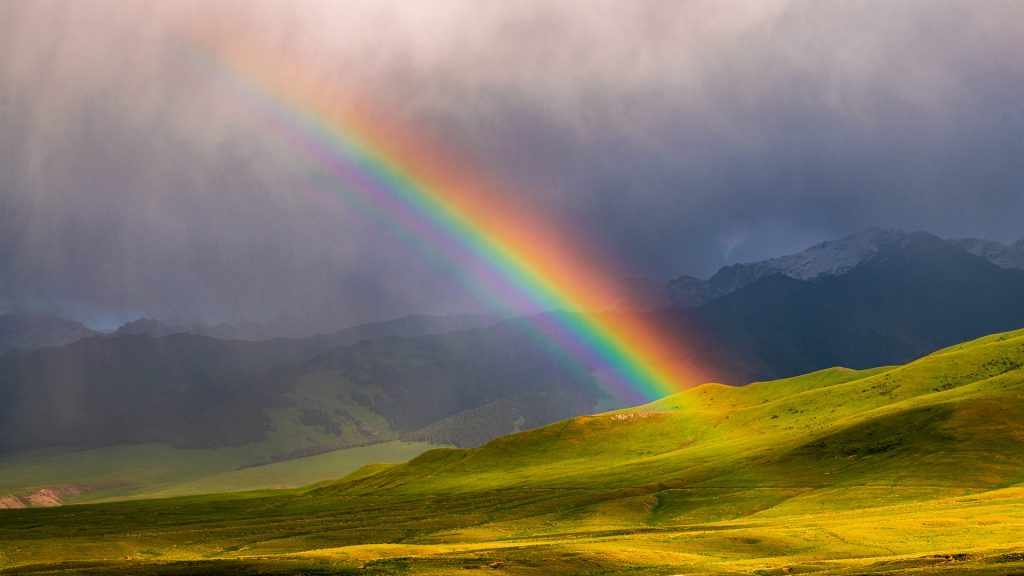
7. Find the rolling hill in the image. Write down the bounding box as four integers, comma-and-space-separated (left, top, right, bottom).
3, 231, 1024, 502
2, 327, 1024, 569
2, 327, 1024, 574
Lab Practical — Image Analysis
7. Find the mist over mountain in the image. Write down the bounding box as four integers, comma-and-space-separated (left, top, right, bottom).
112, 318, 181, 338
949, 236, 1024, 270
665, 228, 1024, 308
13, 228, 1022, 344
0, 333, 321, 451
110, 312, 505, 342
4, 230, 1024, 457
0, 313, 99, 356
677, 231, 1024, 383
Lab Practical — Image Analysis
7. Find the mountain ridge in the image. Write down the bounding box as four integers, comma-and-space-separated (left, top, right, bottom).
0, 313, 99, 356
3, 231, 1024, 460
676, 231, 1024, 382
667, 228, 1024, 308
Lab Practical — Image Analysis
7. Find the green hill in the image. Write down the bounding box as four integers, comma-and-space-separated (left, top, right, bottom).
0, 441, 438, 505
2, 329, 1024, 575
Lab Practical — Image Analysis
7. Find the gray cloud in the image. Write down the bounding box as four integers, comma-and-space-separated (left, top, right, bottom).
1, 0, 1022, 329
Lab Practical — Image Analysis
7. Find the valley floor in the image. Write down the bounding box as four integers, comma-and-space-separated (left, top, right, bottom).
2, 485, 1023, 575
0, 441, 438, 505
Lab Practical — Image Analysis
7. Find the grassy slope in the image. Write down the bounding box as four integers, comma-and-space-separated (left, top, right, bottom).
2, 329, 1024, 574
0, 369, 416, 502
0, 441, 436, 504
133, 441, 437, 499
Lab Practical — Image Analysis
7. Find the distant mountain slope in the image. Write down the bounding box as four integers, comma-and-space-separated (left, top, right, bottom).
239, 231, 1024, 447
299, 312, 506, 348
0, 333, 324, 451
949, 235, 1024, 270
3, 234, 1024, 457
287, 318, 611, 446
677, 231, 1024, 383
584, 277, 672, 311
333, 326, 1024, 499
112, 318, 181, 338
0, 313, 98, 356
112, 312, 505, 342
667, 228, 1024, 307
668, 228, 910, 306
0, 313, 543, 454
3, 328, 1024, 575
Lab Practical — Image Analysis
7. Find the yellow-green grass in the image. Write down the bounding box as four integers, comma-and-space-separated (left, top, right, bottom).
2, 329, 1024, 575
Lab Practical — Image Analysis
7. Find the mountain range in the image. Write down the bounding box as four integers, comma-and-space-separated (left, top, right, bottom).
0, 313, 99, 356
110, 312, 506, 342
672, 231, 1024, 383
4, 228, 1020, 352
2, 230, 1024, 471
667, 227, 1024, 307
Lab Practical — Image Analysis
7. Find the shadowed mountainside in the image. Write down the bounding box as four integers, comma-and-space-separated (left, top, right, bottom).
3, 233, 1024, 459
666, 228, 1024, 308
675, 231, 1024, 383
0, 313, 99, 356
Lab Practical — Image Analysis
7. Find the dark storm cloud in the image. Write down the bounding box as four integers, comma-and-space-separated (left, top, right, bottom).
1, 1, 1022, 329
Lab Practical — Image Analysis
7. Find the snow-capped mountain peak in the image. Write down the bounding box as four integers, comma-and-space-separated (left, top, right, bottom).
741, 228, 908, 281
949, 237, 1024, 271
667, 228, 908, 306
668, 228, 1024, 308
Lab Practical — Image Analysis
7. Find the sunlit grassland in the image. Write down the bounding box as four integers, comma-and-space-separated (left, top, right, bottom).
2, 329, 1024, 574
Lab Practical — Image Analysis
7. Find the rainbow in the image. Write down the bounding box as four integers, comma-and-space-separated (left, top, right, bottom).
191, 35, 700, 404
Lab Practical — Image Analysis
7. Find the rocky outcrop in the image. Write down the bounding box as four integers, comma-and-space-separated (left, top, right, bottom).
0, 485, 84, 509
0, 495, 27, 509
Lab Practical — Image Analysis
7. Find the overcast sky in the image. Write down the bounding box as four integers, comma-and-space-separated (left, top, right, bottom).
1, 1, 1022, 330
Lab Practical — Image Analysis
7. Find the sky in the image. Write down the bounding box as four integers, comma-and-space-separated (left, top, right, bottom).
1, 0, 1022, 331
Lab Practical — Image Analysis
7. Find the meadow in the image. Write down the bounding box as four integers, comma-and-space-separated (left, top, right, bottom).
3, 329, 1024, 575
0, 441, 437, 504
